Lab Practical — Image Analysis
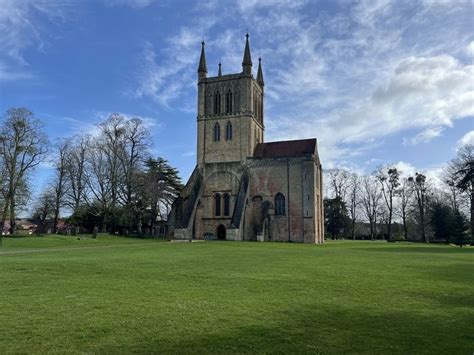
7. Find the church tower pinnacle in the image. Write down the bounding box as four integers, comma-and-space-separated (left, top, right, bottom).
242, 33, 252, 76
197, 41, 207, 81
257, 57, 264, 86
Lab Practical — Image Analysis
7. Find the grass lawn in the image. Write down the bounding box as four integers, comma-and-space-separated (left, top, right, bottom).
0, 236, 472, 354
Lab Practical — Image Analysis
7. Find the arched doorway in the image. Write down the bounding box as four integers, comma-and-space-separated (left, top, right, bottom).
217, 224, 226, 240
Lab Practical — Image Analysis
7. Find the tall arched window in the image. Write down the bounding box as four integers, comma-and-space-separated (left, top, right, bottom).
226, 122, 232, 140
214, 91, 221, 114
214, 123, 220, 142
206, 91, 212, 115
234, 88, 240, 113
275, 193, 286, 216
223, 193, 230, 216
225, 89, 233, 113
256, 98, 261, 122
215, 193, 221, 217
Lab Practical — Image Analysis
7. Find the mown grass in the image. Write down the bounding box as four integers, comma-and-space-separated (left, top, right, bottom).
0, 236, 472, 354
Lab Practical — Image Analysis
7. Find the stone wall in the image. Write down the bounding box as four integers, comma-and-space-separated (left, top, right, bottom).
197, 74, 263, 166
245, 156, 324, 243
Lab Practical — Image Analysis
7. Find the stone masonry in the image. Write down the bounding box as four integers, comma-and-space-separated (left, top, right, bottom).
168, 34, 324, 243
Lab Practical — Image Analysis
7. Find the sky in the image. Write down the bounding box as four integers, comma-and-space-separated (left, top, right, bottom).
0, 0, 473, 192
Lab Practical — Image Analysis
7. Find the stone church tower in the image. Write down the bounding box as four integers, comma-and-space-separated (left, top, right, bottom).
169, 34, 324, 243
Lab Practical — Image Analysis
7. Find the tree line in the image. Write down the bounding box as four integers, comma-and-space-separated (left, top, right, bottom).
1, 107, 472, 245
0, 108, 182, 241
323, 144, 473, 246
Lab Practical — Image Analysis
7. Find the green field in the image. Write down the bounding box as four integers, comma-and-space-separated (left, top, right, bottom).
1, 236, 473, 354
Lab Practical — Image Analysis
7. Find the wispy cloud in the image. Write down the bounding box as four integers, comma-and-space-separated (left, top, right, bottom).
3, 0, 470, 174
181, 151, 195, 157
403, 127, 444, 146
127, 0, 472, 168
0, 0, 71, 81
55, 111, 161, 138
102, 0, 158, 8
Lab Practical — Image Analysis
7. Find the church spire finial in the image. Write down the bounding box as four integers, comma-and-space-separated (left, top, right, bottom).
257, 57, 264, 86
218, 61, 222, 77
197, 41, 207, 80
242, 33, 252, 75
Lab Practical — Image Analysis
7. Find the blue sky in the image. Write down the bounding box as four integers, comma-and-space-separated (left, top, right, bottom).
0, 0, 473, 191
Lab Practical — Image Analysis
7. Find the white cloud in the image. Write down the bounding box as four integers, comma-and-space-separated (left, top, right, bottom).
132, 27, 204, 108
392, 160, 445, 188
467, 41, 474, 57
181, 151, 195, 157
126, 0, 472, 167
57, 111, 160, 138
392, 161, 417, 178
402, 127, 444, 146
102, 0, 158, 7
0, 62, 35, 81
457, 130, 474, 147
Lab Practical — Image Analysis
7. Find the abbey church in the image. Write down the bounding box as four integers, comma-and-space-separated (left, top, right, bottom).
169, 35, 324, 243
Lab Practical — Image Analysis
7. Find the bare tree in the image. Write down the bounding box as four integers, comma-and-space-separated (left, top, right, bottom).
361, 175, 382, 240
376, 166, 400, 242
0, 108, 48, 238
32, 188, 55, 234
347, 173, 361, 240
325, 169, 351, 239
65, 135, 89, 214
51, 139, 70, 234
84, 140, 112, 232
98, 114, 126, 213
443, 166, 461, 212
397, 177, 414, 241
0, 158, 6, 233
118, 117, 150, 207
326, 168, 350, 201
409, 173, 430, 243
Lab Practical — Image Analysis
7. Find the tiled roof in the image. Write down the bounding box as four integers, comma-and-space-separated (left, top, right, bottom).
253, 138, 317, 158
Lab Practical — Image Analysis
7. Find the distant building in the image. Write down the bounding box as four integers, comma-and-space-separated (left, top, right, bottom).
169, 34, 324, 243
2, 219, 37, 235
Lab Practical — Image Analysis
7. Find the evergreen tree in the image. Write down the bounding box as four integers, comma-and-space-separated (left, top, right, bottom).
452, 209, 469, 247
324, 196, 351, 240
430, 202, 453, 243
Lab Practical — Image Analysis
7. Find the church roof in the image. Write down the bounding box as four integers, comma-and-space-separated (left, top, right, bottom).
253, 138, 317, 158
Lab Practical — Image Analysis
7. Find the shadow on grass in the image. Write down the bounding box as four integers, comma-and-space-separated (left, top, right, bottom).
94, 304, 473, 354
413, 262, 474, 289
353, 245, 474, 254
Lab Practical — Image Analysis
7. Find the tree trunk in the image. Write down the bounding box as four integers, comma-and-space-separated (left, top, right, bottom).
9, 195, 16, 235
470, 190, 473, 239
402, 215, 408, 241
0, 198, 9, 234
387, 209, 393, 242
53, 206, 60, 234
53, 181, 62, 234
369, 218, 374, 240
351, 220, 356, 240
420, 210, 428, 243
